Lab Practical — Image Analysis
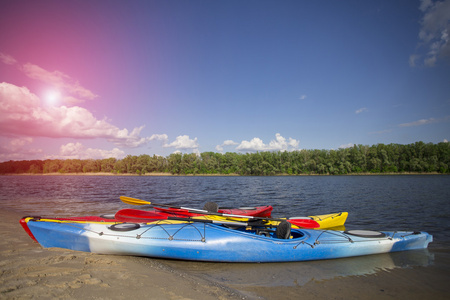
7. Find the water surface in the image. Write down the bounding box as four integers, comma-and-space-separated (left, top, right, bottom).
1, 175, 448, 290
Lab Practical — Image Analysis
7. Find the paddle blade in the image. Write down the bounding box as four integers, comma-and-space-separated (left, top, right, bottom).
120, 196, 151, 206
288, 218, 320, 229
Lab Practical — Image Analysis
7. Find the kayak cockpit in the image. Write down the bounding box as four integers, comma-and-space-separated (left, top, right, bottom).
233, 224, 305, 240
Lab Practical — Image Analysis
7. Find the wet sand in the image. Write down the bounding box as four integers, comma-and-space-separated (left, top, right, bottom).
0, 209, 242, 300
160, 249, 450, 300
1, 208, 449, 299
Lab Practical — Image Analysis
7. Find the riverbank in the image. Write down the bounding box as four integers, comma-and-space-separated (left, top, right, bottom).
1, 171, 445, 176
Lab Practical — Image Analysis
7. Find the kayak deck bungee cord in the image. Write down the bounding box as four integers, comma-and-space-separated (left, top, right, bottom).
113, 208, 347, 229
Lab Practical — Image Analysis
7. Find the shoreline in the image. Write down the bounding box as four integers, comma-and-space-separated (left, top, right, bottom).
1, 171, 446, 176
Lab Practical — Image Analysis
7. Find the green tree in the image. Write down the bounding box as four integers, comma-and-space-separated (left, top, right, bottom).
168, 153, 182, 174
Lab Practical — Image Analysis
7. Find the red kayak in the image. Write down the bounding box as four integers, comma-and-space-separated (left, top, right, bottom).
114, 205, 274, 224
114, 209, 320, 229
153, 205, 273, 218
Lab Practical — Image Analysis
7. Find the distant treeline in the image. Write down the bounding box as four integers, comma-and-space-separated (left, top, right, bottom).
1, 142, 449, 175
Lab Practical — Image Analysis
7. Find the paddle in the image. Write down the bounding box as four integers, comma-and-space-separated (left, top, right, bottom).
114, 210, 267, 227
119, 196, 320, 228
116, 209, 266, 225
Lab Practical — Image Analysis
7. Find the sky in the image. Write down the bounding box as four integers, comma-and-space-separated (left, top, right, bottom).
0, 0, 449, 162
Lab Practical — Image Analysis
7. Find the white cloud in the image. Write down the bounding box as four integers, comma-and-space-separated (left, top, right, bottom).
164, 135, 199, 150
54, 142, 125, 160
409, 54, 420, 67
299, 95, 307, 100
0, 82, 151, 148
237, 137, 266, 152
339, 143, 355, 149
215, 140, 238, 153
420, 0, 433, 11
150, 134, 169, 142
412, 0, 450, 67
355, 107, 368, 114
399, 117, 437, 127
223, 140, 238, 146
236, 133, 300, 152
0, 53, 97, 104
9, 137, 33, 149
0, 52, 17, 65
0, 137, 43, 161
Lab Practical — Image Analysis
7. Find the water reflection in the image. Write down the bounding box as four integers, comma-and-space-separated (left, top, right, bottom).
159, 249, 434, 287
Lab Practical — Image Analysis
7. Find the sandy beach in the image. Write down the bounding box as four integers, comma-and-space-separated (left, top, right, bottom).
1, 208, 449, 300
0, 209, 242, 300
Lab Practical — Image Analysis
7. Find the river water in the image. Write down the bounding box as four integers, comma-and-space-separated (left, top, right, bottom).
1, 175, 449, 294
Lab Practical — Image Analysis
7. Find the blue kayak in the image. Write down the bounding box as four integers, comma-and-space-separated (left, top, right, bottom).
22, 217, 432, 263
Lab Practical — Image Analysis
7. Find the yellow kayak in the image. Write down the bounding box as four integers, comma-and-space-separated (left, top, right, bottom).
310, 212, 348, 229
216, 212, 348, 230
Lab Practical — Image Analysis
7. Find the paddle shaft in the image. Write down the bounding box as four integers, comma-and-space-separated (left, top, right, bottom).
114, 210, 271, 227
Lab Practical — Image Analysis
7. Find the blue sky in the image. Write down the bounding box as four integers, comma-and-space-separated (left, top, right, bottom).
0, 0, 449, 161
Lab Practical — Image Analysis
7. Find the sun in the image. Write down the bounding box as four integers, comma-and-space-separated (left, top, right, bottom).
44, 90, 61, 106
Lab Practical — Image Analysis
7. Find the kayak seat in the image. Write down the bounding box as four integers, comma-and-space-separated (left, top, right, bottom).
276, 220, 291, 239
203, 202, 219, 212
256, 229, 272, 237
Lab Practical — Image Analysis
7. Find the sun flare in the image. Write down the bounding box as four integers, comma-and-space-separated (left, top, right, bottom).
44, 90, 61, 106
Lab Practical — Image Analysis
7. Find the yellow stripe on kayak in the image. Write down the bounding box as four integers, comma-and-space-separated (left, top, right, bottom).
22, 217, 194, 226
22, 217, 119, 225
